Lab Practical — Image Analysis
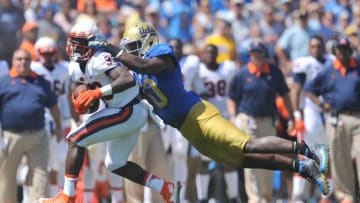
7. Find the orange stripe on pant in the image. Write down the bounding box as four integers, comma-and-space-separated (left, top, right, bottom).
69, 107, 131, 143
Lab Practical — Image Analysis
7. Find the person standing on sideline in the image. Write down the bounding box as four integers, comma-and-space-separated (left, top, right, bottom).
0, 48, 62, 203
227, 41, 293, 203
197, 43, 239, 203
290, 35, 334, 203
88, 21, 331, 196
305, 37, 360, 203
31, 36, 73, 196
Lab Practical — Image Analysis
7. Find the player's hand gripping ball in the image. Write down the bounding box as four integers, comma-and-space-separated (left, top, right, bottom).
72, 84, 100, 114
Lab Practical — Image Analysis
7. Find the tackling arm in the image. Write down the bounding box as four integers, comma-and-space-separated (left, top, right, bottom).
92, 41, 176, 74
117, 53, 175, 74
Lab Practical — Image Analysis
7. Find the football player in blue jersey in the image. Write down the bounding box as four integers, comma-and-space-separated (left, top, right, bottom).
88, 21, 331, 196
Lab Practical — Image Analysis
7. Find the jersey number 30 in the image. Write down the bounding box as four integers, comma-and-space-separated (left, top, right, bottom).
141, 78, 168, 109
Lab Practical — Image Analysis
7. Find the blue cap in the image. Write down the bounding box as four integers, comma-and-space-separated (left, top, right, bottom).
249, 41, 267, 53
334, 37, 351, 48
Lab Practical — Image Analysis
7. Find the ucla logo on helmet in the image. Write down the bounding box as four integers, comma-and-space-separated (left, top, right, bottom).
139, 26, 155, 36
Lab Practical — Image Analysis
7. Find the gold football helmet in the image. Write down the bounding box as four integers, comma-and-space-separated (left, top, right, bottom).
66, 23, 102, 62
121, 21, 159, 57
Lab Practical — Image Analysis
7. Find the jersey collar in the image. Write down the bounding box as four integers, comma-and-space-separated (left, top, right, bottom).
9, 67, 37, 78
333, 58, 357, 77
248, 62, 270, 77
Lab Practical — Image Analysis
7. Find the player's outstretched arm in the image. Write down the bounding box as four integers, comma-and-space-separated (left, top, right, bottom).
89, 37, 175, 74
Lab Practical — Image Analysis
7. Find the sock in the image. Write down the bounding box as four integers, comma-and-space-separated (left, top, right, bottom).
111, 187, 124, 203
293, 141, 313, 157
22, 185, 29, 203
291, 159, 300, 172
196, 173, 210, 200
224, 171, 239, 199
144, 173, 165, 192
83, 189, 93, 203
50, 184, 59, 196
63, 175, 78, 196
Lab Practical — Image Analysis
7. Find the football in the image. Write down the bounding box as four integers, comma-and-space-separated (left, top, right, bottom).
73, 84, 100, 114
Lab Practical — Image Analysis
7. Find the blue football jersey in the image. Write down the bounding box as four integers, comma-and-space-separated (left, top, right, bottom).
134, 43, 200, 124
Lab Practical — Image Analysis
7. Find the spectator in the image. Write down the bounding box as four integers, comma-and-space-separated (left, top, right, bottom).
53, 0, 77, 33
204, 12, 236, 63
259, 5, 285, 62
37, 3, 67, 60
75, 0, 97, 24
227, 41, 293, 203
96, 14, 113, 40
145, 5, 167, 42
77, 0, 117, 15
305, 37, 360, 203
192, 0, 215, 48
0, 0, 25, 66
159, 0, 195, 43
276, 9, 313, 75
229, 0, 252, 59
19, 22, 39, 61
0, 48, 62, 203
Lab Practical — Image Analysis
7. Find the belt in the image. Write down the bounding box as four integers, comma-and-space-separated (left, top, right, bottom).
340, 111, 360, 116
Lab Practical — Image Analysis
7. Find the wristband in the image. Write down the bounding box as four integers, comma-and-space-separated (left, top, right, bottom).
100, 85, 113, 96
293, 111, 302, 119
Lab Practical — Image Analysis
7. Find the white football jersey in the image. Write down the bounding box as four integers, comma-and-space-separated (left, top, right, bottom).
68, 51, 140, 108
179, 54, 208, 94
31, 60, 71, 120
292, 55, 334, 110
199, 60, 237, 119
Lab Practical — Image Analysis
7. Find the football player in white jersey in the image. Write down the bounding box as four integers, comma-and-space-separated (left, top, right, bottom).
197, 44, 239, 202
39, 23, 181, 203
31, 36, 72, 196
290, 35, 334, 203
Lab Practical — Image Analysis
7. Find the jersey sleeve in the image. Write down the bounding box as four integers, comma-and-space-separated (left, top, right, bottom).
146, 43, 176, 58
89, 51, 118, 75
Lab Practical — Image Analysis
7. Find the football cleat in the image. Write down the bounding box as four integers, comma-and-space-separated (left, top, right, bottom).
38, 192, 75, 203
309, 144, 330, 174
160, 181, 182, 203
298, 159, 330, 196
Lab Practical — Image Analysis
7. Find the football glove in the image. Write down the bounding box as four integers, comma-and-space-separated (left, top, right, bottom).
76, 88, 102, 108
88, 35, 108, 51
